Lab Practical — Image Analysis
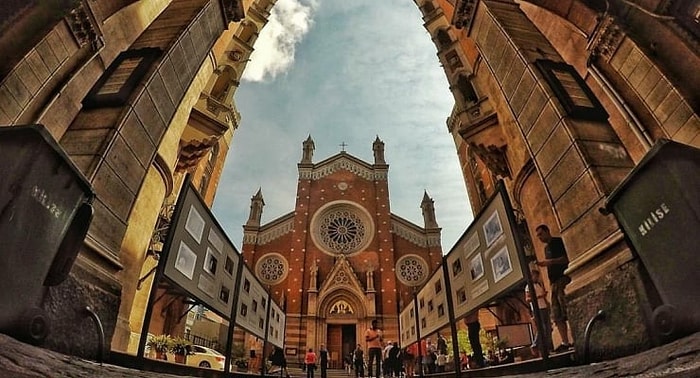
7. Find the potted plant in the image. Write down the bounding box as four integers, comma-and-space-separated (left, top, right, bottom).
232, 343, 248, 372
171, 337, 192, 364
147, 334, 172, 361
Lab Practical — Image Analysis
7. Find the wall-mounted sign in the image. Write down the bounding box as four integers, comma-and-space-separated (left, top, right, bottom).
399, 298, 417, 346
163, 181, 240, 319
445, 182, 526, 320
416, 268, 449, 337
267, 299, 286, 348
235, 265, 269, 339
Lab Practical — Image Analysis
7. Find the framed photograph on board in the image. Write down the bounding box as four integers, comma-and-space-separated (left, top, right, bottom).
483, 211, 503, 247
491, 246, 513, 283
185, 206, 205, 243
470, 254, 484, 281
174, 241, 197, 280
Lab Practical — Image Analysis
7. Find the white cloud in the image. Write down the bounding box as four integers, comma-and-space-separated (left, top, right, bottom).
216, 0, 473, 251
241, 0, 317, 82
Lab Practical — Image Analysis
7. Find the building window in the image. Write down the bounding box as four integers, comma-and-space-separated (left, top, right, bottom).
535, 59, 608, 121
312, 203, 373, 255
83, 47, 161, 108
436, 29, 452, 49
396, 254, 429, 286
420, 1, 435, 16
434, 280, 442, 294
256, 253, 288, 285
446, 50, 463, 71
457, 75, 478, 104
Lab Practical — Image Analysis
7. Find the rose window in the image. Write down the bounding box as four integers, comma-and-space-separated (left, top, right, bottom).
395, 255, 429, 287
311, 202, 374, 256
255, 253, 288, 285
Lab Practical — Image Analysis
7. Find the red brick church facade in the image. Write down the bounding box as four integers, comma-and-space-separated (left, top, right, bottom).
241, 136, 444, 366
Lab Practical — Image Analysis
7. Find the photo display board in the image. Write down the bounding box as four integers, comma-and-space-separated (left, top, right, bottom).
416, 268, 449, 337
235, 265, 270, 339
445, 183, 526, 319
267, 299, 286, 348
399, 298, 417, 346
163, 181, 241, 319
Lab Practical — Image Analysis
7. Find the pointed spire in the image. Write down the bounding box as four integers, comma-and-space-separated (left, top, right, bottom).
373, 135, 386, 164
301, 135, 315, 163
246, 187, 265, 227
421, 190, 439, 229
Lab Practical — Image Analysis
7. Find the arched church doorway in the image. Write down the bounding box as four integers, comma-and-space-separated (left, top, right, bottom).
326, 323, 356, 369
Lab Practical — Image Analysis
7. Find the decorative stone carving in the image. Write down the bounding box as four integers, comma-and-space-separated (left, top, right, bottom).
329, 300, 354, 314
256, 216, 294, 245
255, 253, 288, 285
395, 254, 429, 287
298, 156, 388, 181
366, 269, 375, 291
310, 260, 319, 290
452, 0, 478, 30
311, 202, 374, 255
221, 0, 245, 24
589, 15, 625, 62
65, 1, 103, 50
469, 143, 511, 179
176, 137, 219, 172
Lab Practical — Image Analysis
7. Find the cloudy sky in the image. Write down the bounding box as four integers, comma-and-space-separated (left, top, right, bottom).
211, 0, 474, 251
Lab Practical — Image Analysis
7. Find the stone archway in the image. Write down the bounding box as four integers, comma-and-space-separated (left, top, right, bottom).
316, 289, 367, 369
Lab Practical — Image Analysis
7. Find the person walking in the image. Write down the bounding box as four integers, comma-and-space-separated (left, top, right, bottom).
535, 224, 574, 353
403, 344, 417, 378
270, 346, 291, 378
353, 344, 365, 378
383, 341, 393, 377
465, 312, 485, 368
525, 269, 553, 357
387, 342, 401, 377
319, 344, 329, 378
305, 348, 317, 378
365, 319, 383, 378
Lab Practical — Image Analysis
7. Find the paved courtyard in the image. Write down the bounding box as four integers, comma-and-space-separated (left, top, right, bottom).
0, 332, 698, 377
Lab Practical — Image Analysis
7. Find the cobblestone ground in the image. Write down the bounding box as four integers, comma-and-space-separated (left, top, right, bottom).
1, 332, 699, 378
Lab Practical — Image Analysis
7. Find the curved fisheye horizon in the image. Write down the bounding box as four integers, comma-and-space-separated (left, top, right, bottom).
212, 0, 473, 251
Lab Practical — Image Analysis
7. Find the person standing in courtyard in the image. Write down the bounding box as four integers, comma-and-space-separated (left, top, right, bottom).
319, 343, 329, 378
353, 344, 365, 378
305, 348, 317, 378
365, 319, 383, 378
535, 224, 574, 353
465, 312, 485, 368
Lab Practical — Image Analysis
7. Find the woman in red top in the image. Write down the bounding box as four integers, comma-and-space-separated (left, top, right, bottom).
304, 348, 317, 378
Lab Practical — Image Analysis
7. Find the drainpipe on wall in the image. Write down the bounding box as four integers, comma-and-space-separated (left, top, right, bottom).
589, 63, 654, 151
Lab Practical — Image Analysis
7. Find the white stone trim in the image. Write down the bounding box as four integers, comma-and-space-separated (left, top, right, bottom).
298, 156, 388, 181
392, 220, 429, 247
257, 217, 294, 245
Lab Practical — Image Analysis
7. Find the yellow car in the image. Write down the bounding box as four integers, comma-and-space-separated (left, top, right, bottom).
186, 345, 226, 370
